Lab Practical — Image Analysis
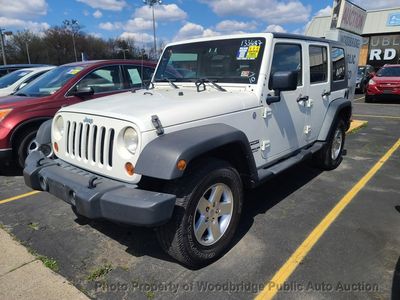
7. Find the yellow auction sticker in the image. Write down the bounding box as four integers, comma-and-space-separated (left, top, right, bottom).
246, 45, 260, 59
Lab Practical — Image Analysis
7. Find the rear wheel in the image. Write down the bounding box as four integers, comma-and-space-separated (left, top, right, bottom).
313, 119, 346, 170
15, 128, 39, 169
156, 159, 243, 268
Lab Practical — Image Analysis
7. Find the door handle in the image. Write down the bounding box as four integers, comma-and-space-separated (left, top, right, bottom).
322, 90, 331, 97
297, 95, 309, 103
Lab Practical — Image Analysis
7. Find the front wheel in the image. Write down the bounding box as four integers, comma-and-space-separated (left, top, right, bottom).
313, 119, 346, 170
156, 159, 243, 268
16, 129, 39, 169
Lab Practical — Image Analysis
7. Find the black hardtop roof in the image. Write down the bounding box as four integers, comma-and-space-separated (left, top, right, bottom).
272, 33, 344, 47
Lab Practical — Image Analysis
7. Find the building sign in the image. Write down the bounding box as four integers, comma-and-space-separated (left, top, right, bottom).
367, 34, 400, 68
330, 0, 367, 35
387, 13, 400, 26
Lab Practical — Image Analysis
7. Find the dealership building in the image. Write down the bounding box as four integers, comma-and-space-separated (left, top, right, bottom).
306, 7, 400, 69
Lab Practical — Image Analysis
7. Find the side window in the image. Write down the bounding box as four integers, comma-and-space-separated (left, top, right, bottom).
332, 47, 345, 81
76, 66, 123, 93
125, 66, 143, 86
270, 43, 302, 87
309, 46, 328, 84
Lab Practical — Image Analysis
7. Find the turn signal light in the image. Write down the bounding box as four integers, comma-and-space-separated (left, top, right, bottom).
125, 162, 135, 176
53, 142, 59, 153
177, 159, 187, 171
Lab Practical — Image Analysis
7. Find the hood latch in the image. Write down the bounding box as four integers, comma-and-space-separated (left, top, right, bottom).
151, 115, 164, 136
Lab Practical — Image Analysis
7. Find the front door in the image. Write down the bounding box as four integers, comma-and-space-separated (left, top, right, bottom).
260, 41, 307, 164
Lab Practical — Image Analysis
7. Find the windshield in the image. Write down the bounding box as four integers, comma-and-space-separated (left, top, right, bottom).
0, 70, 32, 88
376, 67, 400, 77
155, 38, 266, 84
15, 65, 85, 97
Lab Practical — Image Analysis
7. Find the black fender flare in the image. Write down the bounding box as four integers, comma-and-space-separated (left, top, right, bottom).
35, 119, 53, 145
135, 123, 258, 181
318, 98, 352, 141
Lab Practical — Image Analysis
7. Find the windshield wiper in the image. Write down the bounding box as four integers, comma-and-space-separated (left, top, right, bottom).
195, 78, 226, 92
158, 78, 179, 89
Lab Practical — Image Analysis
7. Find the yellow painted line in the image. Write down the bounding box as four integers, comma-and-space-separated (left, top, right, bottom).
353, 114, 400, 120
347, 119, 368, 133
255, 138, 400, 300
0, 191, 41, 205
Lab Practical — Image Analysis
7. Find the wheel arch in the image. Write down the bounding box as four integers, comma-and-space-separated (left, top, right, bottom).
135, 124, 258, 187
10, 117, 51, 149
318, 98, 352, 141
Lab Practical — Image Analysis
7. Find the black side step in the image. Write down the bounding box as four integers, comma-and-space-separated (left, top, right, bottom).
256, 142, 324, 185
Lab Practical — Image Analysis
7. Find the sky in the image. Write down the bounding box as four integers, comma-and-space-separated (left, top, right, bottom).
0, 0, 399, 47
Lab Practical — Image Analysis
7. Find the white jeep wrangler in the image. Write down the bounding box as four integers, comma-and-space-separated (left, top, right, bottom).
24, 33, 352, 268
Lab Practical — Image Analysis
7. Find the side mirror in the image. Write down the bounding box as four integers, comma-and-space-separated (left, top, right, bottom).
72, 86, 94, 98
267, 71, 298, 105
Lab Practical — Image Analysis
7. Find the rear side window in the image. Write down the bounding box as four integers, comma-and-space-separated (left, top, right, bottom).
309, 46, 328, 84
270, 43, 302, 86
125, 66, 143, 85
332, 47, 345, 81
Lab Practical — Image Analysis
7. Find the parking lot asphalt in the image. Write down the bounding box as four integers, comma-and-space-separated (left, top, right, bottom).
0, 95, 399, 300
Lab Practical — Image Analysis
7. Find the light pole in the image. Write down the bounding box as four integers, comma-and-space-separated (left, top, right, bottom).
117, 48, 129, 59
26, 42, 31, 64
0, 29, 12, 65
63, 19, 79, 62
143, 0, 162, 58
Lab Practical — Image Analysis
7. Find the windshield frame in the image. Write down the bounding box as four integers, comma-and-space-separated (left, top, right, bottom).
154, 37, 266, 85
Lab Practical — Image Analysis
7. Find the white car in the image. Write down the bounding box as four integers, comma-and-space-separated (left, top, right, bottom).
25, 33, 352, 267
0, 66, 55, 97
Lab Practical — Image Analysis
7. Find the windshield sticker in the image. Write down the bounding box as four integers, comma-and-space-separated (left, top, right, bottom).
67, 67, 83, 75
237, 45, 261, 60
18, 72, 29, 77
241, 70, 250, 77
240, 39, 263, 47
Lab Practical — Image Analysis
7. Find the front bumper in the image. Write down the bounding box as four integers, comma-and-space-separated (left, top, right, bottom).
24, 151, 176, 226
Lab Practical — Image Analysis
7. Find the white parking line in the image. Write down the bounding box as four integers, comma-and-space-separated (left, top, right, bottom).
353, 96, 365, 102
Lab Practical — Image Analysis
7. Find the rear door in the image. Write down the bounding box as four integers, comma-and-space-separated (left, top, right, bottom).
304, 43, 331, 142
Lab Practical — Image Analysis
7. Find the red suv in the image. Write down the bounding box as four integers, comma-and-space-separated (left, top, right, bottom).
0, 60, 156, 168
365, 64, 400, 103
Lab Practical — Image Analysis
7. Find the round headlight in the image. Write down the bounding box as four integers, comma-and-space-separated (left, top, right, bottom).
123, 127, 138, 154
53, 115, 64, 141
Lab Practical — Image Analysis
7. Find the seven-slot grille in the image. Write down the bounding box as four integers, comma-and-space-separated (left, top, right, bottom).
65, 121, 115, 168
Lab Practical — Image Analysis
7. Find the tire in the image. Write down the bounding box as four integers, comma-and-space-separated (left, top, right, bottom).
313, 119, 346, 170
15, 128, 39, 169
156, 159, 243, 268
365, 94, 376, 103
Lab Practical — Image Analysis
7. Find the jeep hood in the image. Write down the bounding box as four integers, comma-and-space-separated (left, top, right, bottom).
59, 88, 258, 132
